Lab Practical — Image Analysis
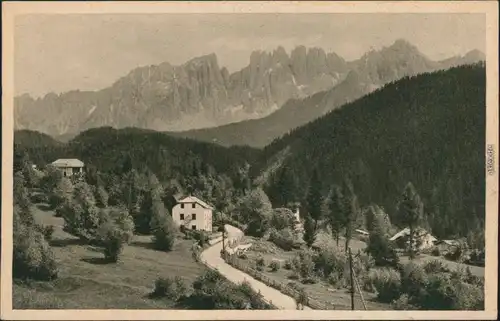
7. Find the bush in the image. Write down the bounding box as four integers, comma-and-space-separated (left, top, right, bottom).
269, 260, 281, 272
288, 271, 300, 280
152, 276, 188, 300
151, 209, 176, 251
270, 208, 295, 230
38, 225, 55, 242
392, 293, 415, 310
256, 256, 265, 268
423, 259, 448, 274
369, 268, 402, 303
327, 272, 342, 287
238, 252, 248, 260
301, 277, 318, 284
284, 259, 293, 270
297, 249, 315, 279
269, 228, 296, 251
13, 209, 58, 281
431, 247, 441, 256
185, 270, 273, 309
400, 262, 428, 301
313, 246, 346, 280
365, 228, 399, 268
97, 207, 135, 262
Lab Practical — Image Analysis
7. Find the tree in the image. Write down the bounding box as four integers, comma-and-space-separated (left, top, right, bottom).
270, 208, 295, 230
14, 172, 31, 217
97, 206, 135, 262
150, 199, 176, 251
342, 178, 361, 251
364, 204, 392, 236
303, 214, 317, 248
305, 169, 323, 238
398, 182, 424, 259
272, 165, 298, 208
60, 181, 100, 242
324, 185, 345, 247
51, 177, 74, 210
13, 206, 58, 280
238, 188, 273, 237
365, 220, 399, 267
135, 172, 164, 234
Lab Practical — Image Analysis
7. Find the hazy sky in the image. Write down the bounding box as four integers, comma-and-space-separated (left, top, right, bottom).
15, 13, 485, 97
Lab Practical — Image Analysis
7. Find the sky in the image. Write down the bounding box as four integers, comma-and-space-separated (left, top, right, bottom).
14, 13, 485, 98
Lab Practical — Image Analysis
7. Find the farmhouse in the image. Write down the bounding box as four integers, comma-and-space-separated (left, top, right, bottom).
172, 196, 213, 232
389, 227, 437, 251
51, 158, 84, 177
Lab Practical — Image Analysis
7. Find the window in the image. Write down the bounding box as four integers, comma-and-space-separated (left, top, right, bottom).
192, 203, 196, 209
192, 214, 196, 220
192, 225, 196, 230
181, 204, 184, 209
180, 214, 184, 220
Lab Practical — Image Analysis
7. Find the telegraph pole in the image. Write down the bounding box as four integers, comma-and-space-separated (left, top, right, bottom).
348, 247, 355, 310
222, 223, 226, 253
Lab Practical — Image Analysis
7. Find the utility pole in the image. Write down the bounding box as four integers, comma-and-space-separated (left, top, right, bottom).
348, 247, 355, 310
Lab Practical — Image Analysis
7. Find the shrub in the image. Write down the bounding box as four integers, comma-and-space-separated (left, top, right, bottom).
392, 293, 415, 310
327, 272, 342, 287
39, 225, 55, 242
13, 208, 58, 281
269, 228, 296, 251
284, 259, 293, 270
400, 262, 428, 301
369, 268, 402, 303
313, 246, 346, 280
97, 207, 135, 262
153, 277, 175, 298
288, 271, 300, 280
238, 252, 248, 260
269, 260, 281, 272
185, 270, 273, 309
301, 277, 318, 284
150, 205, 176, 251
152, 276, 189, 300
60, 182, 101, 242
365, 228, 399, 268
431, 247, 441, 256
298, 249, 315, 279
270, 208, 295, 230
423, 259, 448, 274
256, 256, 265, 268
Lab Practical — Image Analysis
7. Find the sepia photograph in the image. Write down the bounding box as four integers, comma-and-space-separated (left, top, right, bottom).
1, 1, 498, 320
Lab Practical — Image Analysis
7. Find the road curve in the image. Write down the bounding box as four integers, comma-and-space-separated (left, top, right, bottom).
200, 240, 311, 310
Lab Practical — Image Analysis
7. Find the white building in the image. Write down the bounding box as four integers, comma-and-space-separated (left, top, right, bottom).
171, 196, 213, 232
51, 159, 84, 177
390, 227, 437, 251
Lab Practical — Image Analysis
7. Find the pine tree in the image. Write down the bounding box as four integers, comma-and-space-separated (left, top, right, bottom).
303, 213, 317, 248
324, 185, 345, 247
343, 178, 360, 251
398, 182, 424, 259
305, 169, 323, 238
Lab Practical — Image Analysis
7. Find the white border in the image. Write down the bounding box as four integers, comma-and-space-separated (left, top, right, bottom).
2, 1, 498, 320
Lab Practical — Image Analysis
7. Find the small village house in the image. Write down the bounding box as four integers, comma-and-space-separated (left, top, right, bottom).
51, 159, 84, 177
172, 196, 213, 232
389, 227, 437, 251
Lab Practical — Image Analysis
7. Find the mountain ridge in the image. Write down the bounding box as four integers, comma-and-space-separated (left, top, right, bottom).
15, 40, 485, 140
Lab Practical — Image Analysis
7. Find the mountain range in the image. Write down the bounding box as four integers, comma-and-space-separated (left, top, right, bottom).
14, 39, 485, 141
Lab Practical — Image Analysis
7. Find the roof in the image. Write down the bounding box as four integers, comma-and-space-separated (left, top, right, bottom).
389, 227, 436, 242
51, 158, 84, 168
178, 195, 213, 209
389, 227, 410, 241
355, 229, 369, 235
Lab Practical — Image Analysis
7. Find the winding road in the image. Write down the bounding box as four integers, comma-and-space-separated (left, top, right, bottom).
200, 225, 311, 310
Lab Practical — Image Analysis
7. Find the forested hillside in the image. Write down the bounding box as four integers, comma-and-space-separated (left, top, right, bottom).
14, 130, 63, 149
259, 63, 486, 239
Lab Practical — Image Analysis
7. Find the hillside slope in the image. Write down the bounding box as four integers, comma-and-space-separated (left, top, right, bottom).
258, 63, 486, 239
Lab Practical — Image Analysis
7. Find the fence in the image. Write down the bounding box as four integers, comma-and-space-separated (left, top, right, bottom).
222, 252, 329, 310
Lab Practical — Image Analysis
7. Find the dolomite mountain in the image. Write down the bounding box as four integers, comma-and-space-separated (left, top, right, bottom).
14, 39, 485, 138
